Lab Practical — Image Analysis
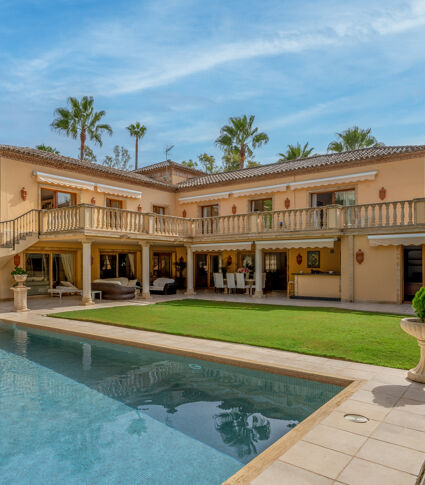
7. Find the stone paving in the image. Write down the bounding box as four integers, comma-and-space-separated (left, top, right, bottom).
0, 294, 422, 484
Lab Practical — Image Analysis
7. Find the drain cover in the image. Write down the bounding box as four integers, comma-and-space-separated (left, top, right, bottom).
344, 413, 369, 423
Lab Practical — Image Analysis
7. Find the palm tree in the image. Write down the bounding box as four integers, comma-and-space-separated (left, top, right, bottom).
278, 142, 314, 162
51, 96, 112, 160
327, 126, 384, 153
36, 144, 60, 154
126, 122, 147, 170
215, 115, 269, 169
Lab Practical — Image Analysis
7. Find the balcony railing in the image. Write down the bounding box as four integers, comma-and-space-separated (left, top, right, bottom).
2, 199, 425, 248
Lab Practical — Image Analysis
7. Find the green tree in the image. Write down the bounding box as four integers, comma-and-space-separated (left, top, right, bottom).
278, 142, 315, 162
181, 159, 198, 169
36, 144, 60, 154
103, 145, 131, 171
126, 122, 147, 170
197, 153, 220, 173
215, 115, 269, 169
82, 145, 97, 163
51, 96, 112, 160
327, 126, 384, 153
222, 148, 259, 172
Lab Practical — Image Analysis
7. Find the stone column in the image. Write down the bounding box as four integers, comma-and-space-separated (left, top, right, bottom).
348, 235, 354, 302
253, 245, 264, 298
185, 245, 196, 295
141, 242, 151, 299
82, 241, 94, 305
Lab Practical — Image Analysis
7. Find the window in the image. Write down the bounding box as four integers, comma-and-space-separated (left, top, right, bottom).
153, 253, 172, 278
106, 198, 123, 209
25, 253, 50, 295
311, 189, 355, 207
250, 199, 272, 212
52, 253, 75, 287
41, 188, 76, 209
100, 253, 136, 279
264, 253, 278, 272
201, 205, 219, 218
153, 205, 166, 215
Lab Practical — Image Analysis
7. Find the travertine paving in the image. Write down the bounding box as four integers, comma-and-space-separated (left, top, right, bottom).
0, 295, 423, 484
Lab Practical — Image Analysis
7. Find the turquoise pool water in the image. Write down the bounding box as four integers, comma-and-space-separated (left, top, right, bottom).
0, 323, 342, 484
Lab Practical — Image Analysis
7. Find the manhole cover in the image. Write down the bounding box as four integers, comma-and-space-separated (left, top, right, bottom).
344, 413, 369, 423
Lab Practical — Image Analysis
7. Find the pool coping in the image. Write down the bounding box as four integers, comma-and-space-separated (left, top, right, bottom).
0, 312, 362, 484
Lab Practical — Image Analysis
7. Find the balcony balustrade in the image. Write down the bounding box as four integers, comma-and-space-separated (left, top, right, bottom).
1, 199, 425, 249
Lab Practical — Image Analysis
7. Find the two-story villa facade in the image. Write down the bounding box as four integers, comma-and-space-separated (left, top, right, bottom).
1, 144, 425, 305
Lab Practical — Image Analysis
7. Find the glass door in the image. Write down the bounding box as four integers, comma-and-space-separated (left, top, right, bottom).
209, 254, 222, 287
25, 253, 50, 295
195, 254, 208, 288
404, 247, 423, 301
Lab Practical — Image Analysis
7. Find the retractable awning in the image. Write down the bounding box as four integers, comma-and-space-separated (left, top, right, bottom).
34, 171, 95, 191
255, 238, 337, 250
191, 242, 253, 252
368, 234, 425, 246
96, 183, 142, 199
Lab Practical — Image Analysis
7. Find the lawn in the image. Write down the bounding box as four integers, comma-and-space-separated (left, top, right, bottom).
50, 299, 417, 369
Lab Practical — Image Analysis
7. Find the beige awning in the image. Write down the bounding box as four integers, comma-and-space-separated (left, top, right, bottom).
368, 234, 425, 246
191, 242, 253, 252
289, 171, 377, 190
255, 238, 337, 250
34, 171, 95, 191
96, 183, 142, 199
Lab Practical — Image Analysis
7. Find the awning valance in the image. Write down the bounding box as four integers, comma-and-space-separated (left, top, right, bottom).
96, 183, 142, 199
289, 171, 377, 190
34, 171, 95, 191
368, 234, 425, 247
191, 242, 252, 252
255, 238, 337, 250
179, 192, 230, 203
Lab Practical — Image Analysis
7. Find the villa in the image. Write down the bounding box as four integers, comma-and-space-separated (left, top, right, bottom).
0, 143, 424, 304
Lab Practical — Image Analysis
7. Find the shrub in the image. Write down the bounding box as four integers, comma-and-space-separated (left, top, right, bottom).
11, 266, 28, 276
412, 287, 425, 322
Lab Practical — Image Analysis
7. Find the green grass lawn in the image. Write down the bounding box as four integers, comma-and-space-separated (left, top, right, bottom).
50, 299, 417, 369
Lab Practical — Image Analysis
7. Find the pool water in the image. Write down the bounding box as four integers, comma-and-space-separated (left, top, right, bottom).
0, 323, 342, 484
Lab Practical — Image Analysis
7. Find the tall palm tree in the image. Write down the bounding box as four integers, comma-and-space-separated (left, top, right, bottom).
51, 96, 112, 160
126, 122, 147, 170
327, 126, 384, 153
215, 115, 269, 169
278, 142, 315, 162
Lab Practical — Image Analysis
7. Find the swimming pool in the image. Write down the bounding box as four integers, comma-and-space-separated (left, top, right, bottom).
0, 322, 342, 484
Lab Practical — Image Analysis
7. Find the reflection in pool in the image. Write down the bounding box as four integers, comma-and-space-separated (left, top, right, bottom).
0, 323, 342, 484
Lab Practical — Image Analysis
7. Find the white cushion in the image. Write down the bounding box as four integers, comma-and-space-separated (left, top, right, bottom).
60, 281, 74, 287
94, 279, 122, 286
152, 278, 174, 288
127, 279, 138, 287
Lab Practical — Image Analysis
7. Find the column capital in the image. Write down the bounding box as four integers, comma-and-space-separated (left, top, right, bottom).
139, 240, 150, 248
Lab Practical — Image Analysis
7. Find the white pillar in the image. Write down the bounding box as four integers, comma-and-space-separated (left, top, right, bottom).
141, 242, 151, 299
185, 245, 196, 295
253, 245, 264, 298
82, 241, 94, 305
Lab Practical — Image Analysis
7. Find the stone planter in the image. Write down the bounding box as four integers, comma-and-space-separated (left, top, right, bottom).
401, 317, 425, 383
13, 274, 28, 287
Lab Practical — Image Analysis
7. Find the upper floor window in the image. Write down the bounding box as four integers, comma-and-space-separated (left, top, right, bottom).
201, 205, 219, 218
41, 188, 76, 209
106, 198, 123, 209
250, 198, 272, 212
153, 205, 166, 215
311, 189, 355, 207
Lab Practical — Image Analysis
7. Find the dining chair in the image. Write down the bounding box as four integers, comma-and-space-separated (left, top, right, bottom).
236, 273, 247, 293
214, 272, 226, 293
226, 273, 236, 294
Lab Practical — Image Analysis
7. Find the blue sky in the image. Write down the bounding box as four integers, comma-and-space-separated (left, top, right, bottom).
1, 0, 425, 168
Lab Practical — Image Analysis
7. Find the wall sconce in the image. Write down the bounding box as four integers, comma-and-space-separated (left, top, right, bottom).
137, 204, 142, 212
379, 187, 386, 201
14, 254, 20, 266
21, 187, 27, 201
284, 197, 290, 209
296, 253, 302, 265
90, 197, 96, 205
182, 209, 187, 218
227, 255, 233, 266
232, 204, 237, 214
356, 249, 364, 264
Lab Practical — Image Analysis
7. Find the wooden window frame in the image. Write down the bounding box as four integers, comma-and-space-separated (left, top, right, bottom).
105, 197, 124, 209
153, 205, 166, 215
249, 198, 273, 212
40, 187, 77, 210
310, 188, 356, 207
200, 204, 219, 218
99, 251, 137, 279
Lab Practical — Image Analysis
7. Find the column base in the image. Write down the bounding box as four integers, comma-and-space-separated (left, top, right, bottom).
10, 287, 30, 312
141, 291, 152, 300
252, 290, 264, 299
82, 297, 95, 306
184, 289, 196, 296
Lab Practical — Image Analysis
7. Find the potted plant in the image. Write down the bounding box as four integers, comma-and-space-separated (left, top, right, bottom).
11, 266, 28, 287
174, 257, 187, 290
401, 287, 425, 383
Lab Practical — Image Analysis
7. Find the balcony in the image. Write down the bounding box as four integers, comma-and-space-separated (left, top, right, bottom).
2, 199, 425, 250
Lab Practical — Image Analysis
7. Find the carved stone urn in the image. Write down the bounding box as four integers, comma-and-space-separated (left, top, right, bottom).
401, 318, 425, 383
13, 274, 28, 287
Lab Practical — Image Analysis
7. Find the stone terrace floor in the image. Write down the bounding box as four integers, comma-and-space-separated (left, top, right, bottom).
0, 293, 423, 484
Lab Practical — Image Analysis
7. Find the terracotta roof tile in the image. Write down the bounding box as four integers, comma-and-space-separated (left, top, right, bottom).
176, 145, 425, 189
134, 160, 205, 176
